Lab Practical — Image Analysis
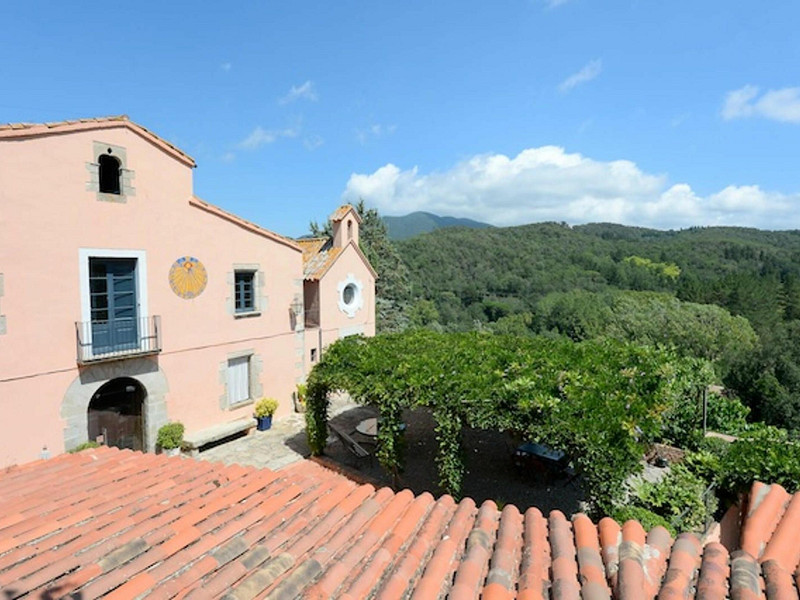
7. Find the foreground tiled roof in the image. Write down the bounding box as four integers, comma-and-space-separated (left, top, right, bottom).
1, 447, 799, 599
0, 115, 196, 167
297, 237, 344, 281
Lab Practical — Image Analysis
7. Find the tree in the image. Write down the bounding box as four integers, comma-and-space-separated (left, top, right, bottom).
533, 289, 759, 379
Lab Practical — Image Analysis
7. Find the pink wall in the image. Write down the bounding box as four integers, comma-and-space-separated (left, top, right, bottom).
304, 243, 376, 372
0, 123, 306, 464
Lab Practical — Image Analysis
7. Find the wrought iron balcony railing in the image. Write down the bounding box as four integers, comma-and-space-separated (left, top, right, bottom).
75, 315, 161, 364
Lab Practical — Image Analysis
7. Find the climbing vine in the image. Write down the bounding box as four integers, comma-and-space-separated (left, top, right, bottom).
305, 330, 712, 512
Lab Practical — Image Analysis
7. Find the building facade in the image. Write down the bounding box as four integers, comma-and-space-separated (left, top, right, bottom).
0, 116, 375, 467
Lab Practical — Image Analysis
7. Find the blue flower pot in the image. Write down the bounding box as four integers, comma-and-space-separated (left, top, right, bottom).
256, 415, 273, 431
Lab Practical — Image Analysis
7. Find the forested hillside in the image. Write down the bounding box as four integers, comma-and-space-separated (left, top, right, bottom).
393, 222, 800, 432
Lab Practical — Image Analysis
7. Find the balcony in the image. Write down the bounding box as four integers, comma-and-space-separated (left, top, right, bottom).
76, 315, 161, 364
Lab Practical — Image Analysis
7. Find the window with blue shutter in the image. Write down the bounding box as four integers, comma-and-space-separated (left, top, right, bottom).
234, 271, 256, 313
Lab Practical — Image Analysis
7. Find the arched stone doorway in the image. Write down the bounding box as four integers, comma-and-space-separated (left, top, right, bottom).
61, 357, 170, 453
87, 377, 145, 451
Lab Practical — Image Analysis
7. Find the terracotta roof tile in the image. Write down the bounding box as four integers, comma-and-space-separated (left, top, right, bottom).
1, 446, 799, 598
297, 237, 344, 281
331, 204, 362, 223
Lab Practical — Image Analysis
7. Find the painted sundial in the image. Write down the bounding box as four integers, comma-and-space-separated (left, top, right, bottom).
169, 256, 208, 299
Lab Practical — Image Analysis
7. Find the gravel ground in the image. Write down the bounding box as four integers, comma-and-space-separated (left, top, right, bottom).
326, 405, 585, 515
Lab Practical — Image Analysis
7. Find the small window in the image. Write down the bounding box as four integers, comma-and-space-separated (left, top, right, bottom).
227, 355, 251, 406
234, 271, 256, 313
347, 220, 353, 241
310, 348, 318, 362
98, 153, 121, 194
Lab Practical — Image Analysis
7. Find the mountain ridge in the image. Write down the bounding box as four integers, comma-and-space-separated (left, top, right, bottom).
383, 211, 492, 240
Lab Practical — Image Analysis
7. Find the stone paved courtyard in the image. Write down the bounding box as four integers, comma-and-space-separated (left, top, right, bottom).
197, 395, 374, 470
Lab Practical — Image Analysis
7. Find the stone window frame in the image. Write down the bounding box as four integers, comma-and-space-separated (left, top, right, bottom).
219, 349, 264, 410
227, 264, 266, 318
86, 141, 136, 203
0, 273, 6, 335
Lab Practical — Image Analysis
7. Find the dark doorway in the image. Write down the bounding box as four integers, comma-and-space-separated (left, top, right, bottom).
88, 377, 145, 451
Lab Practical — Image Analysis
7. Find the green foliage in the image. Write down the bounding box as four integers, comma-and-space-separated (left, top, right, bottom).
718, 425, 800, 495
157, 422, 185, 450
706, 391, 750, 435
254, 397, 279, 417
489, 312, 534, 336
684, 448, 723, 482
629, 463, 716, 533
69, 441, 101, 453
305, 379, 330, 455
296, 383, 307, 404
660, 389, 750, 448
623, 255, 681, 280
408, 299, 440, 329
610, 506, 674, 535
534, 290, 758, 379
306, 330, 712, 513
396, 222, 800, 432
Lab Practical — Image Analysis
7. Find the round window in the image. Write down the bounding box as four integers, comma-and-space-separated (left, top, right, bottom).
337, 275, 364, 318
343, 283, 356, 305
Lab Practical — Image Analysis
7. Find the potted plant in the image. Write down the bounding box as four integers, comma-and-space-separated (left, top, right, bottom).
294, 383, 307, 413
157, 422, 185, 456
254, 398, 279, 431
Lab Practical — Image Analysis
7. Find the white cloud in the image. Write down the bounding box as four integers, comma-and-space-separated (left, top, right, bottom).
279, 80, 318, 105
559, 59, 602, 93
221, 151, 236, 163
356, 123, 397, 144
221, 62, 232, 72
304, 135, 324, 150
723, 85, 800, 123
238, 125, 299, 150
342, 146, 800, 230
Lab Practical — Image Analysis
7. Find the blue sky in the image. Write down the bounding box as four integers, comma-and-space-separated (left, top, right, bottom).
3, 1, 799, 236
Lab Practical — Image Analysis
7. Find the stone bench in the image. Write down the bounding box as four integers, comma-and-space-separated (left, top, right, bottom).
183, 418, 256, 457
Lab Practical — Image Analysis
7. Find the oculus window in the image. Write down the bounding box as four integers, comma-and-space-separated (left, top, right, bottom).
337, 274, 364, 318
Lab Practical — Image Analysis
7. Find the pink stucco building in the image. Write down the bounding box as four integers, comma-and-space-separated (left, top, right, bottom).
0, 115, 375, 467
